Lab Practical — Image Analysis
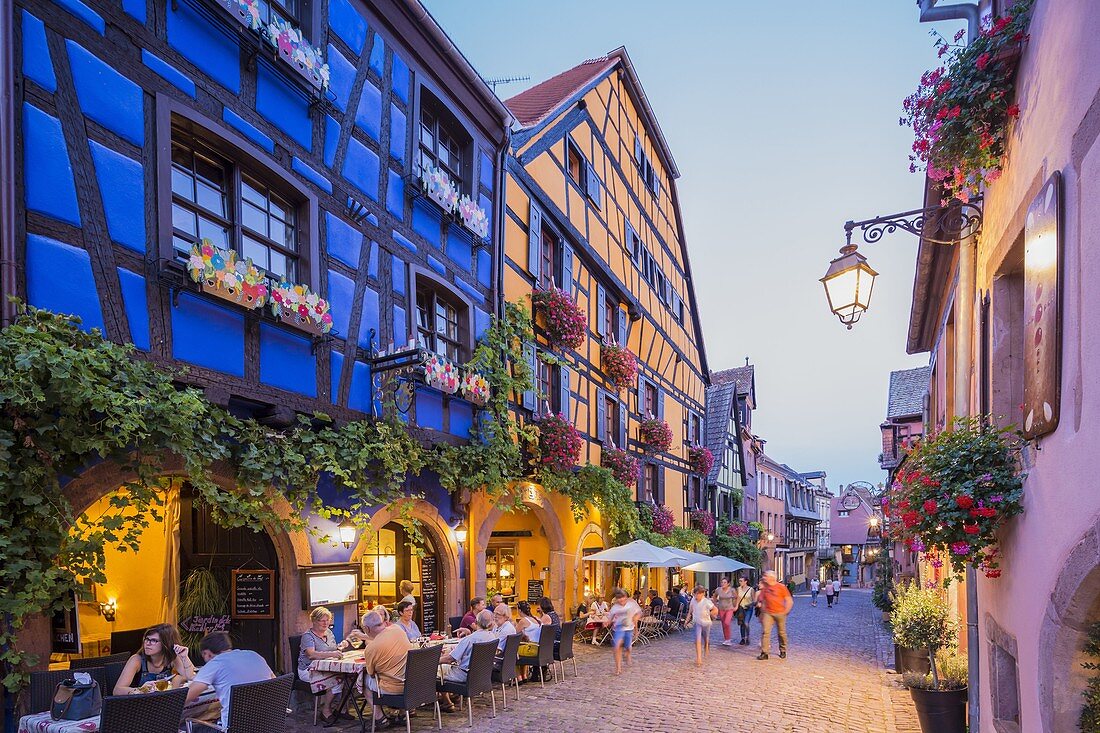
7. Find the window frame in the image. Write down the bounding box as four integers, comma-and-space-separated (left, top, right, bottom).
417, 89, 473, 196
538, 224, 560, 291
155, 95, 319, 288
407, 266, 475, 363
603, 394, 618, 445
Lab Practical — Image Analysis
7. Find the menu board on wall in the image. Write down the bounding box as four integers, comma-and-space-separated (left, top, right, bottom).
420, 555, 438, 634
527, 579, 544, 604
51, 590, 81, 654
232, 569, 274, 619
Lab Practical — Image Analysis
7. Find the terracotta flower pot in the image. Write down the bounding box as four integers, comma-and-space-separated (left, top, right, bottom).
908, 686, 967, 733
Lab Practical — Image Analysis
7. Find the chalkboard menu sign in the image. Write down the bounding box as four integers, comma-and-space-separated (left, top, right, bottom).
527, 579, 544, 604
51, 590, 81, 654
232, 569, 274, 619
420, 555, 438, 633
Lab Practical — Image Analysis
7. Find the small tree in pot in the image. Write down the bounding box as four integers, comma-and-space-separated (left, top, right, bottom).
904, 650, 969, 733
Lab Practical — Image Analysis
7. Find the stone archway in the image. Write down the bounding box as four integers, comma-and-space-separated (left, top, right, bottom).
474, 490, 568, 611
359, 500, 462, 622
1038, 513, 1100, 732
573, 522, 607, 599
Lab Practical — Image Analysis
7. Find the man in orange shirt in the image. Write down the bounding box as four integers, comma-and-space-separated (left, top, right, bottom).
755, 571, 794, 660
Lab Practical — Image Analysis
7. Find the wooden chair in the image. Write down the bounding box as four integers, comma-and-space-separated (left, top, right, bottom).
553, 621, 578, 679
287, 634, 322, 725
491, 633, 523, 710
71, 651, 132, 670
367, 645, 442, 733
186, 674, 294, 733
516, 630, 556, 687
29, 667, 106, 714
100, 687, 186, 733
437, 641, 497, 725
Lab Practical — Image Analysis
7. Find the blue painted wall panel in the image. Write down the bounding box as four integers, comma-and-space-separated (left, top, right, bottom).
446, 224, 472, 272
51, 0, 103, 33
23, 104, 80, 226
222, 109, 274, 153
412, 198, 441, 246
479, 150, 494, 191
357, 286, 379, 351
415, 389, 444, 431
167, 0, 240, 94
386, 170, 403, 219
347, 360, 372, 412
391, 54, 409, 104
476, 249, 492, 288
392, 230, 416, 253
391, 255, 406, 296
354, 81, 382, 141
449, 400, 473, 438
116, 267, 150, 350
122, 0, 146, 23
329, 0, 366, 54
426, 255, 445, 277
326, 44, 354, 112
171, 292, 245, 376
324, 114, 340, 169
329, 349, 344, 405
21, 12, 56, 92
256, 65, 312, 151
88, 141, 145, 253
368, 34, 384, 77
141, 49, 195, 97
325, 211, 362, 269
326, 269, 354, 338
393, 305, 407, 348
454, 276, 485, 304
26, 235, 103, 332
342, 138, 379, 200
292, 157, 332, 193
66, 40, 143, 146
368, 241, 379, 279
389, 104, 406, 164
474, 307, 490, 341
259, 323, 317, 397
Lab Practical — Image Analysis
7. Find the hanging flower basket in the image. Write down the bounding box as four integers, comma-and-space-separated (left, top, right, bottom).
885, 417, 1023, 578
726, 521, 749, 538
460, 370, 489, 406
690, 509, 716, 536
422, 353, 460, 395
601, 446, 638, 488
638, 417, 673, 453
901, 0, 1033, 201
651, 504, 675, 535
536, 412, 582, 472
270, 281, 333, 335
601, 342, 638, 390
187, 240, 268, 310
687, 445, 714, 475
532, 287, 586, 351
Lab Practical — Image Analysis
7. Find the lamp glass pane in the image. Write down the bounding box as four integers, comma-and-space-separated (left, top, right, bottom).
824, 267, 859, 313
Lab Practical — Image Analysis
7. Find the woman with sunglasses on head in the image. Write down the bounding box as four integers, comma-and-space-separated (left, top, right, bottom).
113, 623, 196, 695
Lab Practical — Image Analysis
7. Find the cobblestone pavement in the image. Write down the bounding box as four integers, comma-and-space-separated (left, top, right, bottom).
287, 589, 920, 732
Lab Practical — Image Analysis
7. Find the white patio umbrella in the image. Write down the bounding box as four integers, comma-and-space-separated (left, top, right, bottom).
664, 547, 711, 564
583, 539, 683, 565
679, 555, 754, 573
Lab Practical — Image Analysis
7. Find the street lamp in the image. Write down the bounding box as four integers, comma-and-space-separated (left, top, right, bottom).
337, 517, 357, 549
453, 520, 468, 546
820, 233, 878, 330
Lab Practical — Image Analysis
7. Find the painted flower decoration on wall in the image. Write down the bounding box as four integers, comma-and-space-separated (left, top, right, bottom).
224, 0, 330, 90
418, 161, 491, 240
271, 281, 333, 334
423, 353, 460, 395
460, 370, 490, 405
457, 195, 489, 239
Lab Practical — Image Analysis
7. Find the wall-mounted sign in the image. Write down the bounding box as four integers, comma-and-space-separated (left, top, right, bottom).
840, 492, 862, 511
420, 555, 438, 634
232, 569, 275, 619
179, 615, 232, 634
1022, 171, 1062, 439
526, 579, 544, 604
51, 590, 81, 654
301, 564, 361, 609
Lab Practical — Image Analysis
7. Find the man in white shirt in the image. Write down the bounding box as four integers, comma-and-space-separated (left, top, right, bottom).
490, 604, 516, 653
832, 578, 842, 605
185, 632, 274, 731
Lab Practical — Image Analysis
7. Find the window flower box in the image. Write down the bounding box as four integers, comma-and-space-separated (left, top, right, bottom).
690, 509, 716, 536
417, 162, 490, 240
270, 281, 333, 335
460, 370, 489, 406
536, 412, 582, 472
601, 446, 638, 488
638, 417, 673, 453
601, 341, 638, 390
687, 445, 715, 475
532, 286, 586, 351
187, 240, 268, 310
457, 195, 489, 239
422, 353, 460, 395
214, 0, 329, 91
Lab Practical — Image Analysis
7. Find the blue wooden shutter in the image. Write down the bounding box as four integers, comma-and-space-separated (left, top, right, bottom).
596, 388, 607, 443
561, 242, 574, 295
637, 373, 646, 416
586, 163, 602, 209
617, 308, 628, 347
559, 363, 571, 420
657, 465, 665, 505
634, 135, 642, 166
522, 342, 537, 411
657, 387, 665, 422
618, 398, 627, 450
638, 461, 647, 500
528, 202, 542, 281
626, 221, 637, 262
596, 284, 607, 338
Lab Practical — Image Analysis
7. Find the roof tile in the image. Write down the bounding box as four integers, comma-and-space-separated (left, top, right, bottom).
887, 366, 931, 419
504, 56, 617, 129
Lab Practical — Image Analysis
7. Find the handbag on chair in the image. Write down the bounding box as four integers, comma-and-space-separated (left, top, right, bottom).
51, 675, 103, 721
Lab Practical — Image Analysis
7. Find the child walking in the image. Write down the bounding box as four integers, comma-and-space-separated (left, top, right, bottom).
604, 588, 642, 675
686, 585, 718, 666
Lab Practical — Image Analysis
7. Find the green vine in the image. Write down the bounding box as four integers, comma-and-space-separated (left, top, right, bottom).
1082, 622, 1100, 731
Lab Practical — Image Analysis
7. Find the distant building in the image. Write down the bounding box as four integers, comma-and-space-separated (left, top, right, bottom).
830, 490, 878, 587
802, 471, 835, 581
779, 464, 821, 591
706, 365, 757, 523
878, 366, 929, 581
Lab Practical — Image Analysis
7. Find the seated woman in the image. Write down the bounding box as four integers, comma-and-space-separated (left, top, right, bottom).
297, 606, 350, 726
113, 623, 196, 695
394, 600, 421, 641
514, 601, 542, 682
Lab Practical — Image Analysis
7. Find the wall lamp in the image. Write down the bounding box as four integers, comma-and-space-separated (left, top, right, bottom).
454, 520, 468, 546
337, 517, 357, 549
98, 598, 117, 622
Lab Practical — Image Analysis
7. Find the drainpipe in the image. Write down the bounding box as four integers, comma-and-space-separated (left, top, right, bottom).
919, 0, 980, 44
492, 128, 510, 320
0, 0, 17, 330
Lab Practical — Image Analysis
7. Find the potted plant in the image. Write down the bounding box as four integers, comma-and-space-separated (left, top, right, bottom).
891, 581, 954, 681
532, 287, 586, 351
650, 504, 675, 535
601, 446, 638, 488
903, 649, 969, 733
687, 445, 714, 475
638, 417, 673, 453
600, 340, 638, 390
689, 509, 715, 536
535, 412, 582, 473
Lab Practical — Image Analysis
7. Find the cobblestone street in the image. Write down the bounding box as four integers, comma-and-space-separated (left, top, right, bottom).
289, 589, 920, 733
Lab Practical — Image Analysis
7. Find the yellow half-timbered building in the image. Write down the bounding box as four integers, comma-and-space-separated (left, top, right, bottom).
467, 48, 709, 614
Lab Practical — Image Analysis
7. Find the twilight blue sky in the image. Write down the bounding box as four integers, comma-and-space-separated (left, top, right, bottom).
423, 1, 966, 493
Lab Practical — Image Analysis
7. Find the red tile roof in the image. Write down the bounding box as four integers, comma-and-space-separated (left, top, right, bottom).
504, 56, 617, 129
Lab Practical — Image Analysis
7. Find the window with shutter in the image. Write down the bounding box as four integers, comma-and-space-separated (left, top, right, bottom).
657, 465, 666, 504
617, 398, 627, 449
585, 163, 601, 209
656, 388, 665, 422
566, 143, 583, 186
596, 284, 607, 338
604, 297, 617, 341
528, 203, 542, 280
596, 388, 607, 443
559, 364, 571, 420
604, 395, 617, 447
561, 242, 574, 295
617, 308, 628, 347
634, 135, 642, 167
539, 226, 559, 291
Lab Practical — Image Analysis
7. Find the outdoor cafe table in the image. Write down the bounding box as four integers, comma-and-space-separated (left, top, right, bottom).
17, 687, 219, 733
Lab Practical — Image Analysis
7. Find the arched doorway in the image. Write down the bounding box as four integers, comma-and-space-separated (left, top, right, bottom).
574, 522, 608, 601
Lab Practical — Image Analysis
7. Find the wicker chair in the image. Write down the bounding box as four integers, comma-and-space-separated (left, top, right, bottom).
516, 630, 556, 687
71, 651, 132, 670
104, 661, 127, 695
553, 621, 578, 679
29, 667, 107, 714
287, 635, 322, 725
490, 633, 522, 710
100, 687, 187, 733
368, 645, 442, 733
186, 674, 293, 733
437, 641, 497, 725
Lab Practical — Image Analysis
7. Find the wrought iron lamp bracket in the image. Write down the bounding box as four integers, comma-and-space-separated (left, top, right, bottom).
368, 346, 427, 416
844, 197, 983, 247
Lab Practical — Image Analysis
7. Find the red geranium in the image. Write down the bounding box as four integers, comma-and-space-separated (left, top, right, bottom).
956, 495, 974, 510
923, 499, 938, 514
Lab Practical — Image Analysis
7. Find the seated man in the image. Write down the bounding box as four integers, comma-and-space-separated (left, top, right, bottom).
453, 597, 485, 638
666, 589, 683, 618
490, 604, 516, 654
359, 608, 411, 731
648, 589, 665, 616
185, 632, 274, 731
439, 610, 495, 709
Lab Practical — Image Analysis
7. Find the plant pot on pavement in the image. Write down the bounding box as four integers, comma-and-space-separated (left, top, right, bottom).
896, 645, 931, 675
908, 686, 967, 733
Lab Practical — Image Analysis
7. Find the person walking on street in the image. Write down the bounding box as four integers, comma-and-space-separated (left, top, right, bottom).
810, 578, 820, 607
734, 576, 756, 645
604, 588, 642, 675
756, 571, 794, 660
824, 578, 835, 608
713, 577, 737, 646
832, 578, 842, 605
686, 585, 718, 666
